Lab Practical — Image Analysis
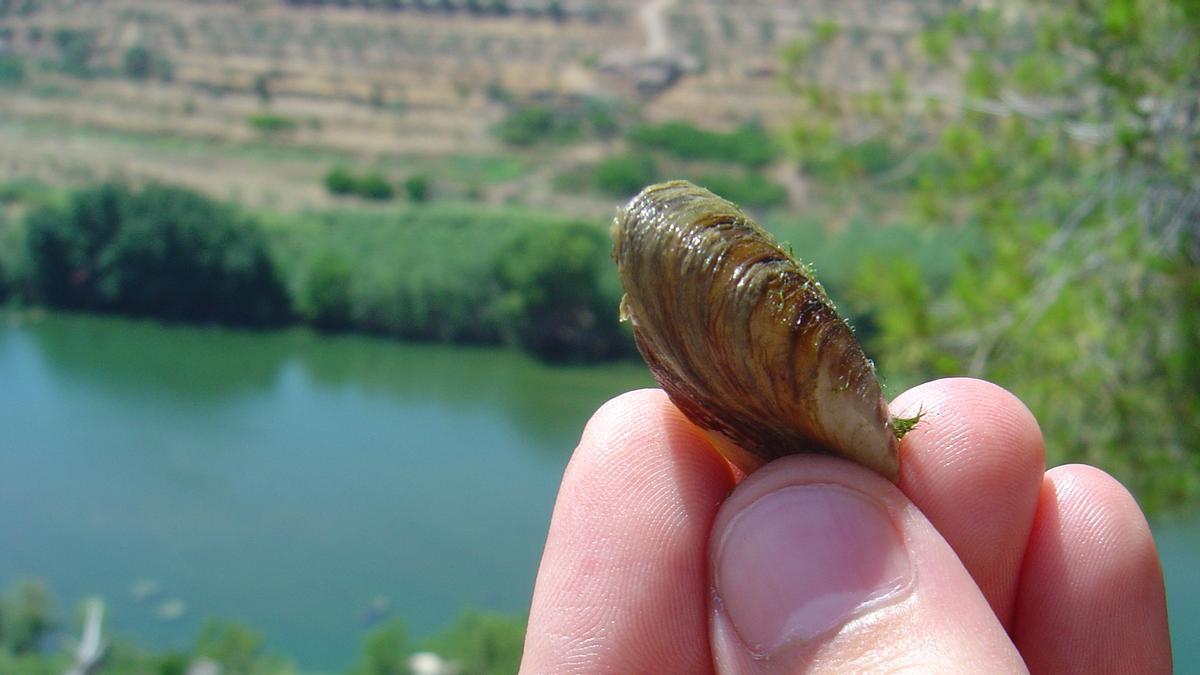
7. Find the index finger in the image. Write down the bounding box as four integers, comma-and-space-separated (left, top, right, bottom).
522, 389, 735, 673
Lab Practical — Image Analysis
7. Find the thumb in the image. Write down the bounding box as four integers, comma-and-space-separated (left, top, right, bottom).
709, 455, 1025, 673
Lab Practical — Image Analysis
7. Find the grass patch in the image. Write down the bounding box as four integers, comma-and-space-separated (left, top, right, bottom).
247, 113, 299, 134
627, 121, 777, 167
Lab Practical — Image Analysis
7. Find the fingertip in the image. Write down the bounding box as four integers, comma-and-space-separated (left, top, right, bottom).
1015, 464, 1170, 674
1032, 464, 1163, 592
893, 377, 1045, 471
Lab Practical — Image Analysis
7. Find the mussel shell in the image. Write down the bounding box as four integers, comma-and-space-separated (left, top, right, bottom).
612, 180, 899, 480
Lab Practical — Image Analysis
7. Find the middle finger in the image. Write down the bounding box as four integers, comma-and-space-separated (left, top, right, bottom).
889, 377, 1045, 629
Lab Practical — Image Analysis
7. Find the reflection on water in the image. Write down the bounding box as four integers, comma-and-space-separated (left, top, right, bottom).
23, 312, 652, 448
0, 312, 650, 670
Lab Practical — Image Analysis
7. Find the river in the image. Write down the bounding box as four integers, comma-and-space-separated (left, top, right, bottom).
0, 313, 1196, 671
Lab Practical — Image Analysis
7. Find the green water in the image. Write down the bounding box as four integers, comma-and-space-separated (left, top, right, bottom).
0, 312, 652, 670
0, 313, 1196, 671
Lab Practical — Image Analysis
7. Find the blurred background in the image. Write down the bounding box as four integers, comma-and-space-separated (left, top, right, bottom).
0, 0, 1196, 673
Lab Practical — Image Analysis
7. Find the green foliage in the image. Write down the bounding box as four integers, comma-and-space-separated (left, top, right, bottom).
838, 0, 1200, 511
0, 178, 53, 206
24, 183, 290, 326
324, 167, 396, 201
0, 55, 26, 86
404, 174, 430, 202
494, 219, 626, 361
51, 28, 94, 77
0, 211, 23, 303
123, 46, 153, 79
590, 153, 658, 197
357, 171, 395, 201
689, 172, 787, 209
193, 620, 279, 675
351, 619, 409, 675
248, 114, 298, 134
271, 204, 631, 361
919, 27, 953, 63
813, 20, 840, 45
495, 99, 623, 147
627, 121, 777, 167
325, 166, 359, 195
299, 250, 353, 331
122, 45, 171, 81
422, 611, 525, 675
1011, 52, 1064, 95
495, 106, 568, 147
0, 580, 53, 655
792, 125, 903, 182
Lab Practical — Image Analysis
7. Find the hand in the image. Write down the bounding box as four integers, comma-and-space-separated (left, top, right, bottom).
521, 378, 1171, 673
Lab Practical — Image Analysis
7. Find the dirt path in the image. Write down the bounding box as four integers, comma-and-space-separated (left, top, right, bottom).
638, 0, 676, 55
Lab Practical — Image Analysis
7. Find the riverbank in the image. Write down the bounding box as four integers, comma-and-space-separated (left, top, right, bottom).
1, 181, 634, 362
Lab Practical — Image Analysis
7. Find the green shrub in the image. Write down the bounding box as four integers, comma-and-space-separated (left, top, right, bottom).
122, 45, 170, 81
494, 219, 627, 361
51, 28, 94, 77
247, 113, 298, 134
0, 579, 53, 655
299, 251, 353, 331
323, 168, 396, 200
352, 619, 409, 675
0, 211, 20, 303
404, 174, 430, 202
591, 153, 658, 197
496, 105, 561, 146
627, 121, 777, 167
494, 99, 619, 146
689, 172, 787, 209
193, 621, 282, 675
0, 55, 26, 87
423, 611, 525, 675
355, 171, 394, 200
24, 183, 290, 326
324, 167, 358, 195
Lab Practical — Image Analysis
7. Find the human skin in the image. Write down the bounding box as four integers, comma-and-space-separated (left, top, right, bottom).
521, 378, 1171, 673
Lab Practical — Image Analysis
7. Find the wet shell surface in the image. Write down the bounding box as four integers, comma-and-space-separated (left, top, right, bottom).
612, 180, 900, 480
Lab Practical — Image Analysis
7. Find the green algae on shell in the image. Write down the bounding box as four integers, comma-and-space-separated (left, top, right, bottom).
612, 180, 902, 480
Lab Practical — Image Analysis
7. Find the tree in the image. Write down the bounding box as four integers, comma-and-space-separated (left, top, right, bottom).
122, 45, 154, 80
494, 220, 627, 361
404, 174, 430, 202
835, 0, 1200, 510
24, 183, 291, 326
422, 611, 525, 675
300, 250, 353, 331
0, 580, 53, 655
325, 166, 358, 195
352, 619, 410, 675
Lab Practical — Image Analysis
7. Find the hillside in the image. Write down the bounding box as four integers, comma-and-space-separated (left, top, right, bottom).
0, 0, 949, 213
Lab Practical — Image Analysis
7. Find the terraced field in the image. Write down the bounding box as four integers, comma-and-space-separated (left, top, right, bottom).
0, 0, 952, 212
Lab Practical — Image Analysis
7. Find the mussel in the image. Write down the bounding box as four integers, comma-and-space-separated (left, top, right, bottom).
612, 180, 905, 480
